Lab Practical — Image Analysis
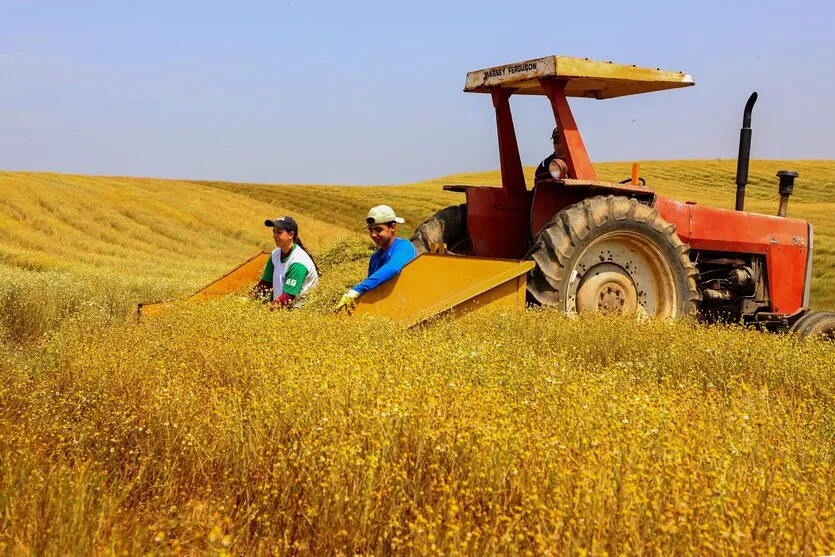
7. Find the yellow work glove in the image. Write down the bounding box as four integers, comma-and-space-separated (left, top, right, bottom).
335, 289, 360, 314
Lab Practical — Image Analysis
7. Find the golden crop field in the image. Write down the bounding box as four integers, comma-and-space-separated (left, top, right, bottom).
1, 161, 834, 555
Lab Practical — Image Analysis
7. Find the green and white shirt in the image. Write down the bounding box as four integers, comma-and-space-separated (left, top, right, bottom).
260, 244, 319, 307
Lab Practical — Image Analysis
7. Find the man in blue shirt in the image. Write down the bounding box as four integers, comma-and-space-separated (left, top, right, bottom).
335, 205, 417, 313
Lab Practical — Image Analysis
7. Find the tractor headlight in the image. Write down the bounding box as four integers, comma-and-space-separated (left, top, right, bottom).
549, 159, 568, 180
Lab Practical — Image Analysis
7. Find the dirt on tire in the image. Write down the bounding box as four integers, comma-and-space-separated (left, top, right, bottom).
526, 195, 701, 317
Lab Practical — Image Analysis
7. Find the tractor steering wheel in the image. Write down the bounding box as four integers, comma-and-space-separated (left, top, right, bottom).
619, 177, 647, 186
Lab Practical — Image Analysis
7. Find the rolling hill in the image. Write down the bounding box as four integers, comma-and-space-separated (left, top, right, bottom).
2, 159, 833, 339
1, 162, 834, 554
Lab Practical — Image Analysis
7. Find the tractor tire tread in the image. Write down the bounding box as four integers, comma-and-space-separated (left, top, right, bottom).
527, 195, 701, 316
790, 311, 835, 340
410, 204, 470, 255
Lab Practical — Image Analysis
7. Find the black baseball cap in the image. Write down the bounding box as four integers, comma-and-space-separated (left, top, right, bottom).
264, 216, 299, 233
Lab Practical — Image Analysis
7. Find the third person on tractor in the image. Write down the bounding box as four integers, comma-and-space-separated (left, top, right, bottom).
535, 126, 570, 182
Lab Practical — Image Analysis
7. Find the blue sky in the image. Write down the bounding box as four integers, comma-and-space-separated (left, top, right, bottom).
1, 0, 833, 184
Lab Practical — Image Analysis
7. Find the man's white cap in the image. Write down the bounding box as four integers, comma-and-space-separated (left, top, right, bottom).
366, 205, 405, 226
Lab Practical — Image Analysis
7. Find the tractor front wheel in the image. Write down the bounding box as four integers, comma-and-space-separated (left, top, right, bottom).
526, 195, 700, 318
410, 204, 472, 255
789, 311, 835, 341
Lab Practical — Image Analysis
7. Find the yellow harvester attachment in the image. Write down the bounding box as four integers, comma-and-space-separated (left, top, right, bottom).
139, 251, 534, 326
352, 254, 535, 327
137, 250, 271, 319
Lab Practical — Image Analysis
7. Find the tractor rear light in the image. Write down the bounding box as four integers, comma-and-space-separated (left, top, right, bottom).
549, 159, 568, 179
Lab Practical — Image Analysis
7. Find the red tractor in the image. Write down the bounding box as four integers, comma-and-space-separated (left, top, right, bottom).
410, 55, 834, 338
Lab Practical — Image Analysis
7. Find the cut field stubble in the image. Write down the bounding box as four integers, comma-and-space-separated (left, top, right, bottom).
1, 162, 834, 554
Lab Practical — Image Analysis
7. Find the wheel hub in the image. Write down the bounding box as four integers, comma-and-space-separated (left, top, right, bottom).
575, 264, 638, 314
599, 284, 627, 312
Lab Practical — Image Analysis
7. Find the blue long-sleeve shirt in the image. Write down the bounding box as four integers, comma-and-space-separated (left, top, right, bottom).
353, 237, 417, 294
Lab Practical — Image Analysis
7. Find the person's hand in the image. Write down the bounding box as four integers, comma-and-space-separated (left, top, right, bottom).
270, 292, 293, 310
249, 281, 272, 302
335, 289, 360, 314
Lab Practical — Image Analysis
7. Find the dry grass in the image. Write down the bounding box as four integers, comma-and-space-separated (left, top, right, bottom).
0, 171, 347, 342
0, 163, 834, 554
1, 299, 833, 554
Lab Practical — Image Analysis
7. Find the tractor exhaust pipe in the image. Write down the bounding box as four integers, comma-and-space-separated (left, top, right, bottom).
735, 92, 758, 211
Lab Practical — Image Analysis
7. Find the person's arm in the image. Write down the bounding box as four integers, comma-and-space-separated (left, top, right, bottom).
335, 252, 379, 313
271, 262, 309, 308
352, 240, 416, 294
251, 257, 275, 299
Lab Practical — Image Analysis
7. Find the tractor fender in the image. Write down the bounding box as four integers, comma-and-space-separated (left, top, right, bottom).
530, 179, 655, 238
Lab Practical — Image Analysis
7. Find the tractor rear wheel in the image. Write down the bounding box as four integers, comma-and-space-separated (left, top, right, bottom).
410, 204, 472, 255
526, 195, 700, 317
789, 311, 835, 341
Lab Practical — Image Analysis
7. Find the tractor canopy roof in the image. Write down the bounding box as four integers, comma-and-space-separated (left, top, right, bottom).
465, 55, 694, 99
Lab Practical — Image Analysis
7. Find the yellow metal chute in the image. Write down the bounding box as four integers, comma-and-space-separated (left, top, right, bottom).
138, 250, 270, 319
352, 254, 535, 327
139, 251, 534, 327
